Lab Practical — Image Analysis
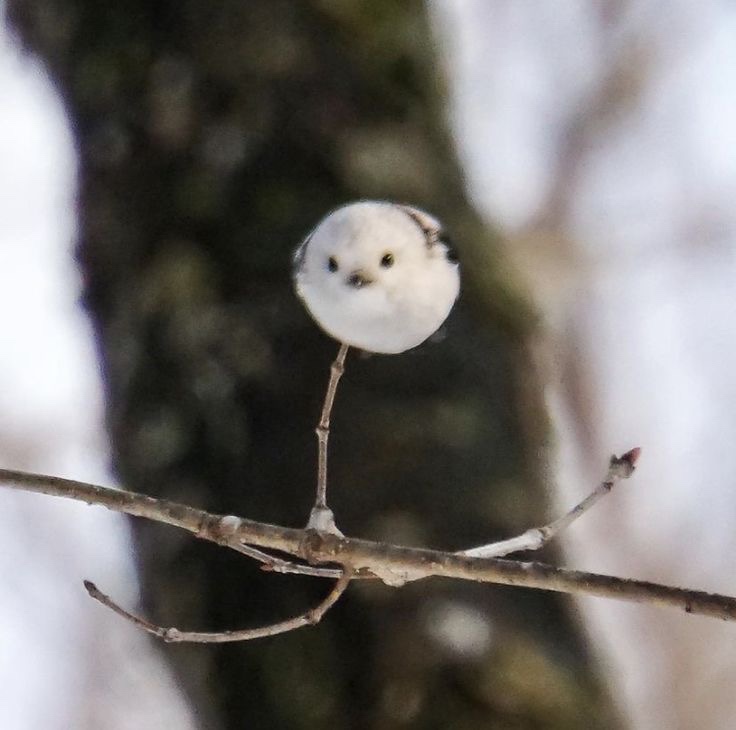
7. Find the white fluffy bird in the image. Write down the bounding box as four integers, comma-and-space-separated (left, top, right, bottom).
294, 201, 460, 353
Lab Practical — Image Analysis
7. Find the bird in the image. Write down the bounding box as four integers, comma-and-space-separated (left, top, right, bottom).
294, 200, 460, 355
293, 200, 460, 533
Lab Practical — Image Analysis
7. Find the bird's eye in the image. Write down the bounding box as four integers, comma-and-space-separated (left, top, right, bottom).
327, 256, 339, 272
380, 252, 394, 268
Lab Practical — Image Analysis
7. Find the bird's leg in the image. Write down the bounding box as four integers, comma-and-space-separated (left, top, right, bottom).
307, 342, 349, 534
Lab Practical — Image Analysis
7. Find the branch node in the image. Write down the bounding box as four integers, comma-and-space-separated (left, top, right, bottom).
200, 514, 244, 546
305, 609, 320, 625
299, 529, 332, 564
163, 627, 182, 642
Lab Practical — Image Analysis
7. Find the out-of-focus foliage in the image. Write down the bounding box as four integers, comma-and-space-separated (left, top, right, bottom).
9, 1, 617, 728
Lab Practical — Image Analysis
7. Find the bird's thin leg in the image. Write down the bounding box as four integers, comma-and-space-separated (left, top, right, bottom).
307, 342, 349, 534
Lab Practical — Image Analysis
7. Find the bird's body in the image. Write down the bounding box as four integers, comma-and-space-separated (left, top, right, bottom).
294, 201, 460, 354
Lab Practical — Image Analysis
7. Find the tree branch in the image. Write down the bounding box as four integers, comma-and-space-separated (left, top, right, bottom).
83, 570, 352, 643
459, 448, 640, 558
2, 465, 736, 628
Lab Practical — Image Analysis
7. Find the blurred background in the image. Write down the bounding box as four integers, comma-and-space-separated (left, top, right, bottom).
1, 1, 735, 728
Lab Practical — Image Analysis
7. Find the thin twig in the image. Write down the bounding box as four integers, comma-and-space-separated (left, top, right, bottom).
308, 342, 349, 532
316, 342, 349, 507
236, 543, 344, 579
84, 569, 352, 643
460, 448, 641, 558
3, 462, 736, 622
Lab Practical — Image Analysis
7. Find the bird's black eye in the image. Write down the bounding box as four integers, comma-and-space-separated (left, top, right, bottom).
380, 252, 394, 268
327, 256, 339, 272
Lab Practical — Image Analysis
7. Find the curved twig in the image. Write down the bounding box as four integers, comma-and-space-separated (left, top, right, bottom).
84, 569, 352, 643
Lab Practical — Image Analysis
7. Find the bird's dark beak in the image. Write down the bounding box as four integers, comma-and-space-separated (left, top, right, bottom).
346, 270, 373, 289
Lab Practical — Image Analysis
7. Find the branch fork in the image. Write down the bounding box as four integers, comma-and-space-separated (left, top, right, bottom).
6, 446, 736, 641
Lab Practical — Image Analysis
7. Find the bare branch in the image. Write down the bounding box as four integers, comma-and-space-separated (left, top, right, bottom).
460, 448, 641, 558
308, 342, 349, 534
235, 543, 344, 579
84, 569, 352, 643
3, 463, 736, 624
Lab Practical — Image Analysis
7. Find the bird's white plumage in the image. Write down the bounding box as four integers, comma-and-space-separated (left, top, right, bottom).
294, 201, 460, 354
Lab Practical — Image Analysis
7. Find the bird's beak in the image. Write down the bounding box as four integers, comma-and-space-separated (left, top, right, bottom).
346, 270, 373, 289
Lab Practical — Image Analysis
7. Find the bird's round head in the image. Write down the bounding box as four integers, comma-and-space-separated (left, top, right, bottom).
294, 201, 460, 354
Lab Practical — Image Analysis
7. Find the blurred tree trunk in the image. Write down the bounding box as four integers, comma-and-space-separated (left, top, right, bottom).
9, 1, 619, 728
